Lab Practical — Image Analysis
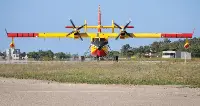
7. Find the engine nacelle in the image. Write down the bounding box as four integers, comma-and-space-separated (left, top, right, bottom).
119, 32, 126, 39
73, 31, 81, 39
120, 36, 125, 39
74, 34, 80, 39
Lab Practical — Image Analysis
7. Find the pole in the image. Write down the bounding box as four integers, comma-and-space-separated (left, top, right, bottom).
184, 52, 186, 64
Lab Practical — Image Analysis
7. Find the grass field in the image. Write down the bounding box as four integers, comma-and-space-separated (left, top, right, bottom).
0, 60, 200, 87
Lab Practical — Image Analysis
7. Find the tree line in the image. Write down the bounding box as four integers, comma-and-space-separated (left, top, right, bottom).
11, 37, 200, 60
27, 50, 78, 61
115, 37, 200, 58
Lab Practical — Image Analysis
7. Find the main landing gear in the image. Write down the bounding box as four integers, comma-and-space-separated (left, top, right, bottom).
96, 56, 101, 62
113, 56, 118, 62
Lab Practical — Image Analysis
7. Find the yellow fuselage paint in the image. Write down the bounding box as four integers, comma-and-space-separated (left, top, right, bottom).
90, 35, 109, 57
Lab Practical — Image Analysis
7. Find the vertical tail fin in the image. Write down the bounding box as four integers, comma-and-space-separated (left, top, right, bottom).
98, 5, 101, 32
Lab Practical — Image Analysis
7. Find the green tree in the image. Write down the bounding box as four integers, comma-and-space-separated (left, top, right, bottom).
27, 51, 40, 60
108, 51, 120, 57
127, 50, 134, 57
163, 38, 171, 43
151, 41, 160, 52
121, 44, 132, 57
55, 52, 66, 60
46, 50, 54, 60
65, 53, 72, 58
144, 46, 151, 53
138, 46, 145, 53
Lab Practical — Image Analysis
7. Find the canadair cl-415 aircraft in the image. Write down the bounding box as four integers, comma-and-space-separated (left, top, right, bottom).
6, 5, 194, 59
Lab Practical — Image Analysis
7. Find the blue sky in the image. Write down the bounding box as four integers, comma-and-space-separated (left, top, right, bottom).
0, 0, 199, 55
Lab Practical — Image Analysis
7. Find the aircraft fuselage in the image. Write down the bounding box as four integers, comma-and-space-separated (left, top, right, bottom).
90, 37, 108, 57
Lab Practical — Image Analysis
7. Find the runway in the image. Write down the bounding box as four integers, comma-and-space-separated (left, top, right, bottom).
0, 77, 200, 106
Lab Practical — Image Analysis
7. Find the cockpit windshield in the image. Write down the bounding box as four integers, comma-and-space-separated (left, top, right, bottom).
92, 38, 106, 42
91, 38, 108, 47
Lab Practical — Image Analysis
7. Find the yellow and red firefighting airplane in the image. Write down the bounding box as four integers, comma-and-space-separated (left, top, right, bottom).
6, 5, 194, 58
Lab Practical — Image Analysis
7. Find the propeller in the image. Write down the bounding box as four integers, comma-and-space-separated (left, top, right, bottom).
66, 19, 86, 41
114, 20, 133, 40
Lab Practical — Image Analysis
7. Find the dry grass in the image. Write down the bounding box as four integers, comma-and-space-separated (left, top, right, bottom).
0, 61, 200, 87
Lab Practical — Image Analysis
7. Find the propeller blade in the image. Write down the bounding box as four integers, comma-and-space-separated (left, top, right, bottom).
114, 23, 122, 29
79, 34, 83, 41
69, 19, 76, 28
5, 28, 8, 37
5, 28, 8, 34
125, 31, 133, 38
129, 18, 132, 22
77, 24, 86, 30
115, 33, 121, 40
124, 20, 131, 29
66, 31, 74, 37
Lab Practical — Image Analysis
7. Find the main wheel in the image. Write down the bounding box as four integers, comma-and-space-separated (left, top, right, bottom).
96, 56, 99, 62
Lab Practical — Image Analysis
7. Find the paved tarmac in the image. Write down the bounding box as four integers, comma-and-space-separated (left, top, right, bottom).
0, 77, 200, 106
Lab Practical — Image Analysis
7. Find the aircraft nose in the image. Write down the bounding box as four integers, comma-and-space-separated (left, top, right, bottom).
97, 49, 106, 57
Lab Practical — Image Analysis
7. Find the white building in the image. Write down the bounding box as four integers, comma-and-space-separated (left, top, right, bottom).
6, 48, 20, 60
162, 51, 191, 59
0, 52, 4, 60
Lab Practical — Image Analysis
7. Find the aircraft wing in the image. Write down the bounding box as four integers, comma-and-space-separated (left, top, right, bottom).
7, 32, 97, 38
102, 33, 193, 38
7, 32, 193, 39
